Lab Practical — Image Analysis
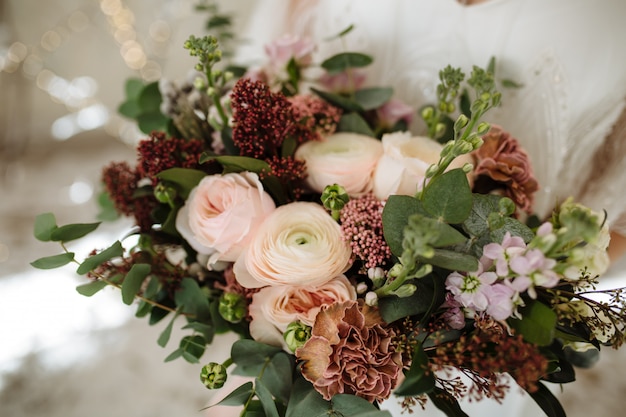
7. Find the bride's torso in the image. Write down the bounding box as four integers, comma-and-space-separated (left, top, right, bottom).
243, 0, 626, 222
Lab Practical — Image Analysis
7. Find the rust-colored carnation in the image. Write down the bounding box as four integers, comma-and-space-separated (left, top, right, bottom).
296, 301, 402, 403
472, 125, 539, 213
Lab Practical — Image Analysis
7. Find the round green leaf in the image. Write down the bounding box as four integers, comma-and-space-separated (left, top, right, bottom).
422, 168, 472, 224
33, 212, 57, 241
30, 252, 75, 269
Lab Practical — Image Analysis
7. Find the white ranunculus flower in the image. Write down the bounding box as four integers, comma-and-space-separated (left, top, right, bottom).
233, 202, 352, 288
295, 132, 383, 196
372, 131, 472, 200
248, 275, 357, 349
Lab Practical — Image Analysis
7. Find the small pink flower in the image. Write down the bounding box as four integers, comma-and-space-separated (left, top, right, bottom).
509, 249, 559, 298
482, 232, 527, 277
446, 262, 498, 312
376, 98, 414, 128
484, 283, 516, 320
318, 70, 367, 94
264, 34, 315, 70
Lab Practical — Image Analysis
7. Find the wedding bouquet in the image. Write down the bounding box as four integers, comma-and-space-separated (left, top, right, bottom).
32, 16, 626, 417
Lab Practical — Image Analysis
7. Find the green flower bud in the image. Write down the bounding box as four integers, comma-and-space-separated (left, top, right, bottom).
462, 162, 474, 173
154, 183, 177, 205
224, 71, 234, 82
446, 102, 456, 113
218, 292, 247, 323
392, 284, 417, 298
365, 291, 378, 306
388, 263, 403, 279
321, 184, 349, 220
283, 321, 312, 352
200, 362, 228, 389
421, 106, 434, 121
435, 122, 446, 137
454, 114, 469, 131
477, 121, 491, 135
425, 164, 439, 179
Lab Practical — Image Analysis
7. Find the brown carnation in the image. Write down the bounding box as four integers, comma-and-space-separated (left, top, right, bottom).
472, 125, 539, 213
296, 301, 402, 403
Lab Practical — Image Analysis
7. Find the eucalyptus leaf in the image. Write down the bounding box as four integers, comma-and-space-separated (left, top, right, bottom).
179, 335, 206, 363
157, 311, 178, 347
420, 249, 478, 272
137, 81, 163, 112
75, 280, 108, 296
206, 155, 271, 174
210, 381, 254, 408
121, 263, 150, 305
76, 241, 124, 275
378, 275, 440, 323
331, 394, 382, 414
118, 100, 141, 119
508, 300, 557, 346
30, 253, 75, 269
422, 169, 472, 224
354, 87, 394, 110
255, 378, 280, 417
164, 348, 183, 362
124, 78, 144, 100
310, 88, 363, 112
174, 277, 211, 321
137, 111, 169, 134
260, 352, 294, 404
382, 195, 427, 257
33, 212, 57, 241
231, 339, 282, 375
182, 321, 214, 343
321, 52, 373, 74
527, 382, 567, 417
286, 377, 330, 417
50, 222, 101, 243
338, 112, 375, 136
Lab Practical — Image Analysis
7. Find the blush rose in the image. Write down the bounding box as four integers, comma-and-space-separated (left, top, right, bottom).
175, 172, 276, 266
295, 132, 383, 196
248, 275, 357, 349
372, 131, 472, 200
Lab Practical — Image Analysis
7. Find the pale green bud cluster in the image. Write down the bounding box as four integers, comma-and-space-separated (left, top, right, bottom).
321, 184, 350, 221
218, 292, 247, 323
283, 321, 312, 352
200, 362, 228, 389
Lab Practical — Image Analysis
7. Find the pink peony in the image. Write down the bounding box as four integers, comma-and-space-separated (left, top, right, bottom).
248, 275, 357, 349
175, 172, 276, 266
296, 301, 402, 403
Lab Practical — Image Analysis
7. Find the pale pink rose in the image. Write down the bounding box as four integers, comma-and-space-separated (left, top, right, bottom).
264, 34, 315, 69
248, 275, 357, 349
176, 172, 276, 266
295, 132, 383, 196
376, 98, 414, 128
372, 132, 472, 200
233, 202, 352, 288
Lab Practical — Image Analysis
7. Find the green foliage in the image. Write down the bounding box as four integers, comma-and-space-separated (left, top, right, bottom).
34, 213, 101, 244
75, 280, 108, 297
321, 52, 373, 74
231, 339, 282, 375
118, 79, 168, 134
33, 212, 57, 241
121, 263, 150, 305
338, 113, 375, 136
508, 300, 557, 346
382, 195, 427, 257
394, 343, 435, 396
156, 168, 207, 199
30, 253, 75, 269
422, 169, 473, 224
353, 87, 394, 110
378, 275, 442, 323
76, 241, 123, 275
427, 388, 470, 417
174, 277, 211, 321
527, 382, 567, 417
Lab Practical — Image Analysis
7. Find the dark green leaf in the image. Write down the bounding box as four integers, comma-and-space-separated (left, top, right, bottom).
75, 280, 108, 296
179, 334, 206, 363
324, 24, 355, 41
137, 111, 168, 134
156, 167, 207, 199
331, 394, 382, 414
34, 212, 57, 241
394, 343, 435, 396
157, 311, 178, 347
382, 195, 426, 256
491, 217, 534, 243
338, 112, 375, 136
137, 81, 162, 112
427, 387, 470, 417
354, 87, 394, 110
255, 378, 280, 417
310, 88, 363, 112
527, 382, 567, 417
121, 263, 150, 305
30, 253, 75, 269
182, 321, 214, 343
97, 191, 120, 221
76, 241, 124, 275
164, 348, 183, 362
232, 339, 282, 375
261, 352, 294, 404
118, 100, 141, 119
379, 275, 441, 323
321, 52, 373, 74
286, 377, 328, 417
50, 222, 101, 243
508, 300, 557, 346
422, 169, 472, 224
210, 382, 254, 408
501, 79, 523, 89
124, 78, 144, 100
203, 155, 271, 174
174, 277, 211, 321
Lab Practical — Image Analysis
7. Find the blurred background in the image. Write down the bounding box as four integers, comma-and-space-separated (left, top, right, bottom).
1, 1, 625, 416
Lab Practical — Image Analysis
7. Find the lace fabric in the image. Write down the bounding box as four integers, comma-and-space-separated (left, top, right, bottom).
241, 0, 626, 233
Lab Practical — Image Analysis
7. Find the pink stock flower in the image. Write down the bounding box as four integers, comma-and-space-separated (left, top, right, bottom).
484, 283, 516, 321
482, 232, 527, 277
509, 249, 559, 298
446, 262, 498, 312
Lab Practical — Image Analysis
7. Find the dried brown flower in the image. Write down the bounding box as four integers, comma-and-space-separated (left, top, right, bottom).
296, 301, 402, 403
472, 125, 539, 213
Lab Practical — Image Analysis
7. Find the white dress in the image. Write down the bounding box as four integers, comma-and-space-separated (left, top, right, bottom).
236, 1, 626, 415
241, 0, 626, 234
